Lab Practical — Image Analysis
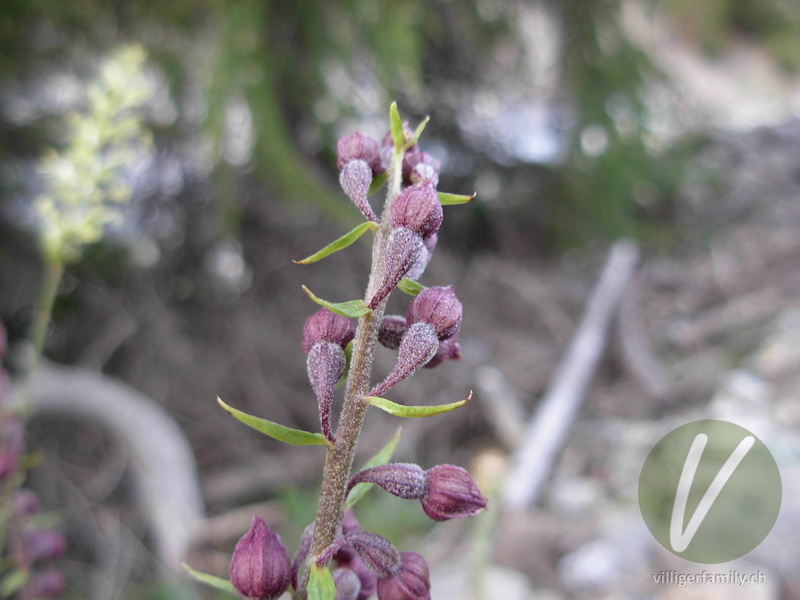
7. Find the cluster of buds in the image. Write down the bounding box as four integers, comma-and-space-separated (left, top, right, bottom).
0, 324, 66, 599
212, 106, 484, 600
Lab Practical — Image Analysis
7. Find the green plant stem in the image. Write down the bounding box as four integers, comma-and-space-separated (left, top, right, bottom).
21, 255, 64, 413
297, 149, 405, 599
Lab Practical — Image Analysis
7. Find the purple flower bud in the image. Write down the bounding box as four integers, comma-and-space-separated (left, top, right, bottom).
0, 451, 18, 483
335, 551, 377, 600
341, 508, 361, 535
376, 552, 430, 600
369, 323, 438, 396
423, 337, 461, 370
388, 182, 442, 241
25, 568, 65, 599
24, 530, 67, 564
230, 515, 291, 600
307, 341, 346, 442
421, 465, 487, 521
340, 160, 379, 223
12, 489, 41, 516
343, 531, 400, 579
333, 567, 362, 600
406, 286, 462, 341
337, 132, 382, 173
347, 463, 427, 500
402, 152, 441, 187
377, 316, 407, 351
368, 228, 423, 309
405, 233, 437, 282
303, 309, 355, 354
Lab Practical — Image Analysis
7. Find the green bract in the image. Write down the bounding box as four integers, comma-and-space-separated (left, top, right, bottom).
217, 397, 329, 446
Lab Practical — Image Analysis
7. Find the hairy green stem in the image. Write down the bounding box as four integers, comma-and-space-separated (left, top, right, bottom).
296, 148, 405, 599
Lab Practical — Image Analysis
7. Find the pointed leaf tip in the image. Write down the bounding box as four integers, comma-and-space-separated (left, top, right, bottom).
217, 396, 329, 446
364, 392, 471, 418
389, 102, 404, 151
294, 221, 378, 265
406, 116, 430, 149
438, 192, 476, 205
302, 285, 372, 318
397, 278, 425, 296
182, 563, 238, 596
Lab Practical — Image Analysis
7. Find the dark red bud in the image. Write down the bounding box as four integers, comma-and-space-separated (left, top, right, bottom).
335, 551, 377, 600
376, 551, 430, 600
402, 152, 441, 187
307, 342, 346, 442
347, 463, 427, 500
341, 509, 361, 535
230, 515, 291, 600
340, 160, 379, 222
378, 316, 407, 351
0, 452, 18, 483
388, 182, 442, 241
423, 337, 461, 369
422, 465, 487, 521
24, 530, 67, 564
333, 567, 362, 600
370, 323, 438, 396
303, 309, 355, 354
337, 132, 381, 173
25, 568, 65, 599
406, 286, 462, 341
368, 228, 423, 309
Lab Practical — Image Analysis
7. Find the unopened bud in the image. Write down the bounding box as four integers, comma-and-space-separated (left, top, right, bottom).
377, 316, 407, 350
376, 551, 430, 600
340, 160, 379, 222
307, 342, 346, 442
24, 530, 67, 564
337, 132, 382, 173
343, 531, 400, 579
368, 228, 423, 309
388, 181, 442, 241
421, 465, 487, 521
405, 233, 437, 282
303, 309, 355, 354
347, 463, 427, 500
406, 286, 462, 341
12, 489, 41, 516
369, 322, 438, 396
333, 567, 362, 600
292, 523, 314, 591
423, 337, 461, 369
230, 515, 291, 600
25, 568, 65, 599
402, 152, 441, 187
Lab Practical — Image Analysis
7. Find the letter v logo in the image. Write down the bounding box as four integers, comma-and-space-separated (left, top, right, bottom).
639, 420, 781, 563
669, 433, 754, 552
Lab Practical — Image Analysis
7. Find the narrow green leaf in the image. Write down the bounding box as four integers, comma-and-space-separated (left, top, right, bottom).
345, 427, 402, 509
218, 397, 328, 446
389, 102, 404, 151
438, 191, 476, 205
302, 285, 372, 318
367, 171, 388, 195
405, 116, 430, 149
308, 564, 336, 600
294, 221, 378, 265
397, 278, 425, 296
0, 569, 28, 597
364, 392, 472, 418
182, 563, 238, 596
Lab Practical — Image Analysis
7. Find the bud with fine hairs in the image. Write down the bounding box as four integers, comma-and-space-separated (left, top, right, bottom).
376, 551, 430, 600
229, 515, 291, 600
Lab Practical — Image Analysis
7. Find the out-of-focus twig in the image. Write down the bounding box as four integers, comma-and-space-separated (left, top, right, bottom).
502, 240, 639, 511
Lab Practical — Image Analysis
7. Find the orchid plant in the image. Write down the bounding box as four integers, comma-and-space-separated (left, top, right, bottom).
188, 104, 486, 600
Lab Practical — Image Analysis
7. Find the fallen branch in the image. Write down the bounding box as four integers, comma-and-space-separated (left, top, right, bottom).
11, 360, 205, 572
502, 240, 639, 511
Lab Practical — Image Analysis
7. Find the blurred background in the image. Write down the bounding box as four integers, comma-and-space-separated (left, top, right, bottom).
2, 0, 800, 598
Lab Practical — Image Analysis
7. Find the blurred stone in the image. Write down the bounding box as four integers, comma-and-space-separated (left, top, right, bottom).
430, 562, 535, 600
